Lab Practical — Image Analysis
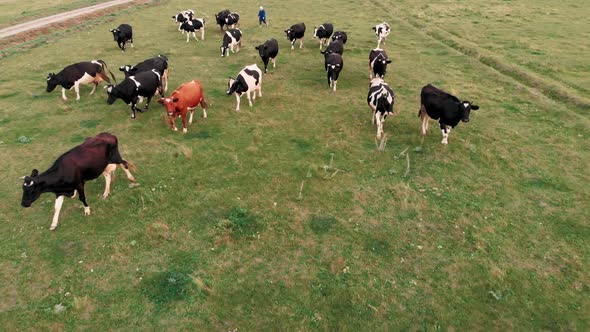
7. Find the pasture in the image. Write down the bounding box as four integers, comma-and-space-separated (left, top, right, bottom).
0, 0, 588, 330
0, 0, 102, 29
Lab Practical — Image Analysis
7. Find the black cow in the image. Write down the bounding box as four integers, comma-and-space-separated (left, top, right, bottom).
285, 23, 306, 50
119, 55, 169, 93
367, 78, 395, 139
321, 39, 344, 55
225, 12, 240, 29
419, 84, 480, 144
21, 132, 135, 231
172, 10, 194, 32
110, 24, 133, 52
324, 52, 343, 92
180, 18, 205, 42
220, 28, 242, 57
369, 48, 392, 79
313, 23, 334, 49
255, 38, 279, 73
46, 60, 116, 101
215, 9, 231, 31
106, 70, 163, 119
331, 31, 348, 44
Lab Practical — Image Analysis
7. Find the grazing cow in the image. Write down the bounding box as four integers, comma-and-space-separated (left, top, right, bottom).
313, 23, 334, 49
225, 12, 240, 29
331, 31, 348, 44
180, 18, 206, 42
323, 52, 343, 92
215, 9, 231, 31
106, 69, 163, 119
367, 77, 395, 139
110, 24, 133, 52
285, 23, 306, 50
46, 60, 116, 101
119, 55, 169, 93
372, 22, 390, 48
227, 64, 263, 111
220, 28, 242, 57
322, 39, 344, 55
419, 84, 480, 144
21, 132, 135, 231
255, 38, 279, 73
172, 10, 194, 32
369, 48, 392, 79
158, 80, 208, 133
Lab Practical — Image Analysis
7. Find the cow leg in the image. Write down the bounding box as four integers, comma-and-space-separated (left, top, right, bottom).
300, 38, 304, 49
258, 85, 262, 98
61, 88, 68, 101
118, 163, 135, 182
144, 96, 152, 110
188, 108, 195, 124
182, 114, 188, 133
74, 82, 81, 100
130, 104, 136, 119
186, 32, 190, 42
102, 163, 117, 199
235, 94, 241, 111
200, 98, 208, 118
77, 183, 90, 215
49, 195, 65, 231
440, 124, 451, 145
291, 40, 295, 50
192, 32, 198, 42
420, 105, 429, 136
333, 80, 337, 92
272, 57, 276, 68
201, 28, 205, 40
169, 115, 177, 131
90, 82, 98, 95
246, 91, 253, 106
375, 113, 383, 139
130, 39, 134, 48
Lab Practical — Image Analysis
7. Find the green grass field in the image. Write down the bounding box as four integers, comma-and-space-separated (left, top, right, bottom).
0, 0, 102, 29
0, 0, 588, 330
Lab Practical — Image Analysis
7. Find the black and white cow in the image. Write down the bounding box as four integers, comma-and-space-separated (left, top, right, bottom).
285, 23, 306, 50
110, 24, 133, 52
46, 60, 116, 101
220, 28, 242, 57
226, 64, 263, 111
21, 132, 135, 231
369, 48, 392, 79
255, 38, 279, 73
367, 77, 395, 139
313, 23, 334, 49
225, 12, 240, 29
180, 18, 205, 42
172, 9, 194, 32
215, 9, 231, 31
331, 31, 348, 44
324, 52, 343, 92
119, 55, 169, 92
106, 69, 163, 119
419, 84, 479, 144
372, 22, 390, 48
322, 39, 344, 55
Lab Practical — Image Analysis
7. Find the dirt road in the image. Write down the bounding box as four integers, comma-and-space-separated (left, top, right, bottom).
0, 0, 135, 39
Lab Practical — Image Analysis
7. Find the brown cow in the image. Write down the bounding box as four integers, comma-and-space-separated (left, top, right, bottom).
158, 80, 208, 133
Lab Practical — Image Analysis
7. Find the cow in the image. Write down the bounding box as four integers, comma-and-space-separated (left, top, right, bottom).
106, 69, 163, 119
119, 55, 169, 93
285, 23, 306, 50
321, 39, 344, 55
225, 12, 240, 29
180, 18, 205, 42
331, 31, 348, 44
227, 64, 263, 111
220, 28, 242, 57
46, 60, 116, 101
215, 9, 231, 31
110, 24, 133, 52
323, 52, 343, 92
369, 48, 392, 79
172, 10, 194, 32
255, 38, 279, 73
157, 80, 208, 133
372, 22, 390, 48
419, 84, 480, 144
313, 23, 334, 49
367, 78, 395, 139
20, 132, 135, 231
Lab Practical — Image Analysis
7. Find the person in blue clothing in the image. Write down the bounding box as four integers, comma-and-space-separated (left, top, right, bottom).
258, 6, 268, 27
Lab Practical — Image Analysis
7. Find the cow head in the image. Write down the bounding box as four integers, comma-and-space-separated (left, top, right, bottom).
46, 73, 58, 92
21, 169, 41, 208
227, 77, 240, 95
119, 65, 132, 77
105, 85, 119, 104
284, 29, 294, 40
110, 28, 120, 41
255, 44, 268, 57
459, 101, 479, 122
373, 58, 392, 77
157, 97, 179, 116
313, 27, 319, 39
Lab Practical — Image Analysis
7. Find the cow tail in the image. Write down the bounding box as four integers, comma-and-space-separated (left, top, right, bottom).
97, 59, 117, 84
200, 96, 208, 110
124, 160, 137, 172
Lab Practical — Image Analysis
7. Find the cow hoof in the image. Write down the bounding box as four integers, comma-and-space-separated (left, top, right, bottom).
173, 127, 178, 131
183, 128, 188, 134
84, 207, 91, 215
49, 226, 57, 231
441, 141, 448, 145
102, 193, 109, 199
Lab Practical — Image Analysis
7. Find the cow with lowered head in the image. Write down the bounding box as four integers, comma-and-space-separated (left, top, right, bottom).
46, 60, 116, 101
220, 28, 242, 57
225, 12, 240, 29
322, 39, 344, 55
21, 132, 135, 231
215, 9, 231, 31
180, 18, 206, 42
369, 48, 392, 79
285, 23, 306, 50
119, 55, 169, 93
106, 69, 163, 119
110, 24, 133, 52
255, 38, 279, 73
172, 9, 194, 32
331, 31, 348, 44
313, 23, 334, 49
419, 84, 480, 144
158, 80, 208, 133
227, 64, 263, 111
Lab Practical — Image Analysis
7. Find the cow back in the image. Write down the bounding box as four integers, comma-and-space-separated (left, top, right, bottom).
172, 80, 204, 111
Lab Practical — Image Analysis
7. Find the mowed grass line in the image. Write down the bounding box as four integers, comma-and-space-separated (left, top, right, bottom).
0, 0, 589, 330
0, 0, 102, 29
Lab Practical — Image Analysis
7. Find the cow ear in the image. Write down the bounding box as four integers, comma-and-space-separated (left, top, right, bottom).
172, 97, 179, 103
255, 46, 260, 50
157, 98, 164, 104
372, 27, 377, 31
386, 59, 392, 64
471, 105, 479, 110
30, 169, 39, 177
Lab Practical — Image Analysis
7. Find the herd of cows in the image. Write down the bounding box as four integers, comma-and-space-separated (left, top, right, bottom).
24, 8, 481, 230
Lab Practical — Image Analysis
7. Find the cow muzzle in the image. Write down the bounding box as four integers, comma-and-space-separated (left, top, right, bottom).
21, 201, 31, 208
462, 118, 470, 123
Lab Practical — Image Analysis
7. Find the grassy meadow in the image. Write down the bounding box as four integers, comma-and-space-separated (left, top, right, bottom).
0, 0, 588, 330
0, 0, 102, 29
